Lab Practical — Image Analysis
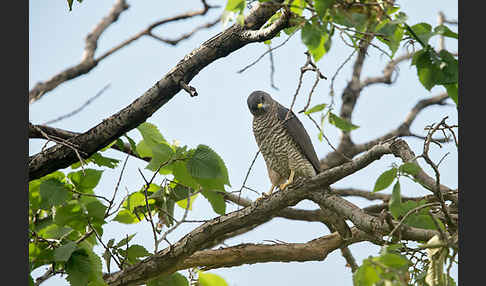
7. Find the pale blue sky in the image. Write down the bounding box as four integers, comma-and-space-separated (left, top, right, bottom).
29, 1, 458, 285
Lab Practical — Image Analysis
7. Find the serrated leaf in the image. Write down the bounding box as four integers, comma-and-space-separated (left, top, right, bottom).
373, 168, 398, 192
314, 0, 335, 19
148, 272, 189, 286
137, 122, 166, 144
54, 241, 77, 262
304, 104, 327, 115
187, 145, 222, 179
199, 271, 229, 286
201, 190, 226, 215
389, 181, 402, 219
39, 179, 69, 208
328, 112, 359, 132
399, 162, 421, 176
68, 169, 103, 193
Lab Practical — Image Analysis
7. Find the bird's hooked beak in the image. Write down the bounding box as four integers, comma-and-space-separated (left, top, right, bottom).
257, 103, 264, 109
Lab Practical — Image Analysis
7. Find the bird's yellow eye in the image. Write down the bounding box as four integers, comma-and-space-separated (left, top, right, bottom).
257, 103, 263, 108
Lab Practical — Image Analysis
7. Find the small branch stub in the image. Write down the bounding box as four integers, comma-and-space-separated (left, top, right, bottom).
180, 81, 198, 97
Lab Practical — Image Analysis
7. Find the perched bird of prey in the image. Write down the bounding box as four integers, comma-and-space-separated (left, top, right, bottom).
247, 90, 321, 197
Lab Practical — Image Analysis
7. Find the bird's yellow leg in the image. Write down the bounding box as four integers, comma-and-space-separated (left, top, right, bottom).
279, 170, 295, 190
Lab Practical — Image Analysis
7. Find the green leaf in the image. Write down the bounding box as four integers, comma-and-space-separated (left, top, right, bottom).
225, 0, 245, 12
444, 83, 458, 105
39, 179, 69, 208
304, 104, 327, 115
68, 169, 103, 193
408, 23, 434, 45
113, 209, 142, 224
309, 31, 329, 62
38, 224, 73, 239
290, 0, 306, 16
65, 250, 94, 286
186, 145, 230, 190
199, 271, 229, 286
138, 122, 166, 143
147, 272, 189, 286
81, 197, 107, 222
314, 0, 335, 19
115, 233, 137, 248
377, 23, 404, 57
126, 244, 151, 259
353, 261, 380, 286
301, 22, 322, 50
378, 253, 410, 269
172, 161, 200, 190
177, 193, 199, 210
373, 168, 398, 192
89, 153, 120, 169
389, 181, 402, 219
201, 190, 226, 215
412, 49, 441, 91
328, 112, 359, 132
123, 191, 155, 212
399, 162, 421, 176
54, 241, 77, 262
136, 140, 152, 158
436, 50, 458, 85
145, 143, 175, 171
54, 200, 84, 227
434, 25, 458, 39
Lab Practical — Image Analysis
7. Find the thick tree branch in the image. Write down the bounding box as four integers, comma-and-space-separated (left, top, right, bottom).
175, 228, 374, 271
29, 1, 287, 180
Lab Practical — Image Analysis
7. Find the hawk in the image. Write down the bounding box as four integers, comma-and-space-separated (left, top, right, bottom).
247, 90, 321, 197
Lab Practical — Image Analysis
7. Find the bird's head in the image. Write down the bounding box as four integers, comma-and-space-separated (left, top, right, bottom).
247, 90, 273, 116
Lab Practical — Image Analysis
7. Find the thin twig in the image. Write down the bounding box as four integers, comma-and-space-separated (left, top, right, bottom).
44, 84, 111, 125
237, 150, 260, 210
